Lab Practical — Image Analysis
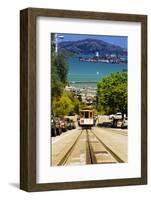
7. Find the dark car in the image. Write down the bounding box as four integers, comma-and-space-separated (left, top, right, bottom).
66, 118, 73, 130
67, 121, 72, 130
60, 119, 67, 132
71, 119, 76, 129
51, 116, 56, 137
66, 118, 76, 130
55, 118, 62, 135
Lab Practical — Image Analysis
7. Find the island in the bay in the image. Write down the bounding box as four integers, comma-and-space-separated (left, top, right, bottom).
58, 37, 127, 64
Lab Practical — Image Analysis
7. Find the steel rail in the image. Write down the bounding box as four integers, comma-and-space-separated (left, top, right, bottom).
57, 129, 83, 166
90, 129, 125, 163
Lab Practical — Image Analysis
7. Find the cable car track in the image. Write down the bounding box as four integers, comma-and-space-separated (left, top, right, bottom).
57, 129, 84, 166
88, 129, 124, 163
57, 128, 125, 166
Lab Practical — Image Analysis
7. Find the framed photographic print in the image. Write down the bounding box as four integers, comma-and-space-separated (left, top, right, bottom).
20, 8, 147, 191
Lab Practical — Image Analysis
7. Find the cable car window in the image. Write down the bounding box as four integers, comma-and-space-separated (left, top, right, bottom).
80, 112, 84, 117
85, 112, 89, 118
90, 112, 92, 118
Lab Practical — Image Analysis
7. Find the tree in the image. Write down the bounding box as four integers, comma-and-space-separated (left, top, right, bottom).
53, 53, 68, 85
97, 72, 127, 117
51, 33, 69, 99
51, 33, 79, 117
53, 92, 74, 116
66, 91, 80, 114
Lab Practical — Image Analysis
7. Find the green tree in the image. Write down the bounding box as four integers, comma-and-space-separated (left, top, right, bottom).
51, 33, 69, 99
53, 92, 74, 116
51, 33, 79, 117
53, 54, 68, 85
97, 72, 127, 117
66, 91, 80, 114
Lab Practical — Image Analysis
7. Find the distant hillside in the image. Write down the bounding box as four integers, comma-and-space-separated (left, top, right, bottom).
58, 38, 127, 56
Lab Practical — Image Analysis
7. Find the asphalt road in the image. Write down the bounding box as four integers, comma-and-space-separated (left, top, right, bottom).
51, 126, 128, 166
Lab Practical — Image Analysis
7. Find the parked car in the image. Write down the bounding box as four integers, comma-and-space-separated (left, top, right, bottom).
55, 118, 62, 135
71, 120, 76, 129
66, 118, 76, 130
113, 112, 123, 119
60, 119, 67, 132
109, 114, 114, 119
117, 119, 123, 128
66, 118, 72, 130
51, 116, 56, 137
109, 112, 126, 120
121, 117, 128, 129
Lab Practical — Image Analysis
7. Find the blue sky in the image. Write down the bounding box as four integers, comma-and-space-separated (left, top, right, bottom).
57, 33, 127, 49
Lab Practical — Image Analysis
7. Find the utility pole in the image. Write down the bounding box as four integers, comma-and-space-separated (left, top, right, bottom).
55, 33, 58, 53
55, 33, 64, 54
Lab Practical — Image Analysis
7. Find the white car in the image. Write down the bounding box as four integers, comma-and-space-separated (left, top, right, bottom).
109, 114, 114, 119
110, 112, 126, 120
114, 112, 122, 119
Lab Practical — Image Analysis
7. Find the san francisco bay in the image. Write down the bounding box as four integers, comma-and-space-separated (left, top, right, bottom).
67, 57, 127, 89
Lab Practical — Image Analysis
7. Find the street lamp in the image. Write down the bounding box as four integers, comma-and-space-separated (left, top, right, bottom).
55, 34, 64, 54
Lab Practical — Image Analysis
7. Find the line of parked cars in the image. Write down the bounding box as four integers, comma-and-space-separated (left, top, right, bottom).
109, 112, 128, 129
51, 116, 76, 137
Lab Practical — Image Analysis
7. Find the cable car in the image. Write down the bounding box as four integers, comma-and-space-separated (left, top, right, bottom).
79, 108, 95, 129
